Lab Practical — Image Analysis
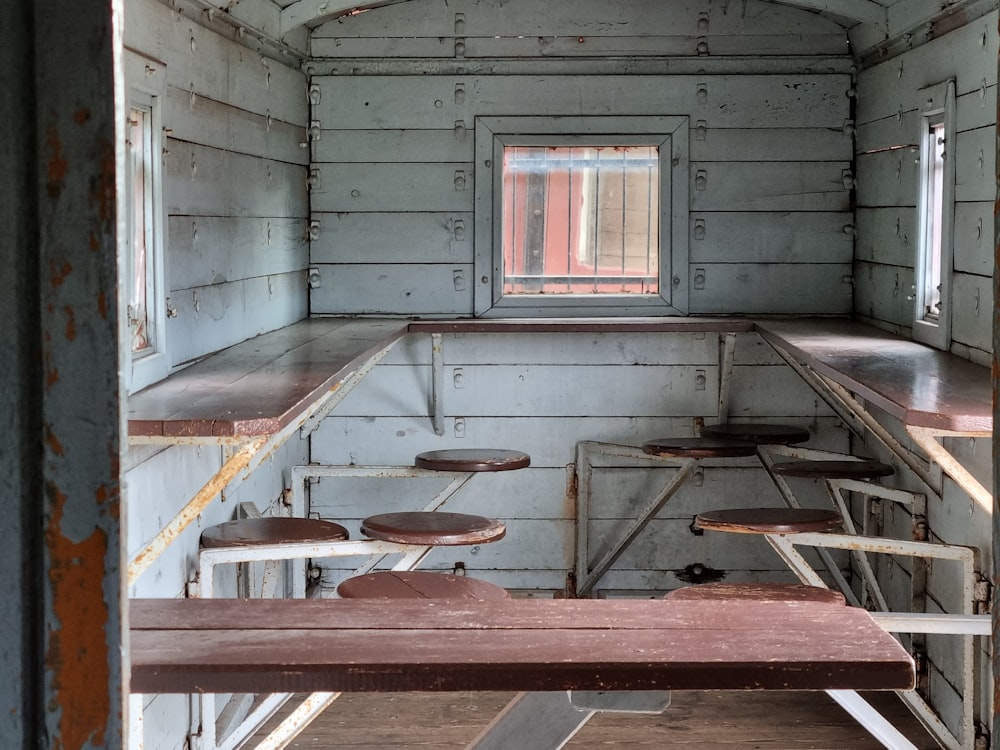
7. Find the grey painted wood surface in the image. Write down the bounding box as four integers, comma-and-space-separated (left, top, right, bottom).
2, 1, 125, 747
853, 9, 996, 359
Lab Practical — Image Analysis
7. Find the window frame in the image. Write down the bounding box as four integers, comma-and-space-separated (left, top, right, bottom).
912, 79, 956, 351
120, 51, 169, 393
474, 116, 689, 317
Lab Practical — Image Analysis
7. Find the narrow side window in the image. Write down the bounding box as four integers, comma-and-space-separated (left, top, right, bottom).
120, 53, 169, 392
912, 80, 955, 350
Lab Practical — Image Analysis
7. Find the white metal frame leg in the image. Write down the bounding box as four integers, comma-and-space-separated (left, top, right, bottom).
826, 691, 920, 750
766, 531, 980, 750
192, 536, 439, 750
465, 691, 671, 750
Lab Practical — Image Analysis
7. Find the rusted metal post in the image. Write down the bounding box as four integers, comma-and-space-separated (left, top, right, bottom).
1, 0, 124, 747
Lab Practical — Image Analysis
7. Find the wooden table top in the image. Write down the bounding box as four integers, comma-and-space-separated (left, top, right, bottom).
129, 597, 914, 695
754, 318, 992, 433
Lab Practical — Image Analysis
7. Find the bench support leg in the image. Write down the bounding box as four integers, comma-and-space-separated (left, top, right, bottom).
466, 691, 671, 750
826, 691, 919, 750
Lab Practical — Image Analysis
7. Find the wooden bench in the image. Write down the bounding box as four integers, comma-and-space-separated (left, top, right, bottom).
130, 597, 914, 695
753, 317, 992, 511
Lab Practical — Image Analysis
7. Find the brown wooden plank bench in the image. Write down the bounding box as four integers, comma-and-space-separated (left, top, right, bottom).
130, 597, 914, 695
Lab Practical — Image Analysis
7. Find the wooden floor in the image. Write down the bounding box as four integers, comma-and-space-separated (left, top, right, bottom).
256, 690, 941, 749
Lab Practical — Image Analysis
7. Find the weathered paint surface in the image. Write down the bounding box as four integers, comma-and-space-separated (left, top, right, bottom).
992, 13, 999, 731
33, 0, 124, 747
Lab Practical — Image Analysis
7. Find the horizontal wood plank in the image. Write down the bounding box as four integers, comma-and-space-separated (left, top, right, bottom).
130, 598, 914, 694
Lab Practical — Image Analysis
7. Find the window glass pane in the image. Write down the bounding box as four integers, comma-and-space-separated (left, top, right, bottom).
501, 145, 659, 295
921, 122, 945, 321
127, 106, 153, 356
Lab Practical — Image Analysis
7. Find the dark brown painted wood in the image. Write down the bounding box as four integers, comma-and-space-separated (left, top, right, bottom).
200, 518, 349, 549
700, 423, 812, 445
695, 508, 844, 534
127, 318, 410, 438
414, 449, 531, 472
337, 571, 510, 600
754, 318, 992, 432
642, 436, 758, 458
361, 512, 507, 545
771, 459, 895, 479
129, 598, 914, 694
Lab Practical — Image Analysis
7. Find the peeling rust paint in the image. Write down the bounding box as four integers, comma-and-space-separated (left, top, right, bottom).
50, 260, 73, 288
44, 481, 111, 750
63, 305, 76, 341
95, 139, 116, 226
45, 126, 68, 199
45, 425, 65, 457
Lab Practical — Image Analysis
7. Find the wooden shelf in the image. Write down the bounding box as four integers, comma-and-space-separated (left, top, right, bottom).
127, 318, 410, 441
754, 318, 991, 434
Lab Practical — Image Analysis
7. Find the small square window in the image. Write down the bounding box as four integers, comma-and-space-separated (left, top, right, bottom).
913, 80, 955, 350
475, 117, 689, 317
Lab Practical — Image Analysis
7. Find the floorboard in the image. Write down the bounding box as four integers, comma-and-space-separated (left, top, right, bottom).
254, 690, 941, 748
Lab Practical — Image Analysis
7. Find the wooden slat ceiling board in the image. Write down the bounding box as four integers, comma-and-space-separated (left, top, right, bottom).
278, 0, 896, 35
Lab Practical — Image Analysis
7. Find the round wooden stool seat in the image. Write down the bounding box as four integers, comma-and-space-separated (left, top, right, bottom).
642, 436, 758, 459
414, 448, 531, 472
695, 508, 843, 535
361, 511, 506, 545
200, 517, 349, 549
771, 459, 895, 480
664, 582, 845, 605
336, 570, 510, 600
699, 423, 811, 446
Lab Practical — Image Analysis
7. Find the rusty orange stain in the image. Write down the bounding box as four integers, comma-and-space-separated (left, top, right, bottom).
62, 306, 78, 342
44, 425, 65, 457
50, 260, 73, 289
63, 306, 76, 341
45, 126, 68, 199
89, 231, 100, 252
46, 367, 60, 388
73, 108, 91, 126
97, 290, 108, 320
96, 139, 116, 225
44, 480, 112, 750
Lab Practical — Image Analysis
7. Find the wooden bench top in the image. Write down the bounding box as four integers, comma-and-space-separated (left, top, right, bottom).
127, 315, 989, 441
753, 318, 991, 433
129, 598, 914, 695
127, 318, 410, 439
126, 317, 754, 442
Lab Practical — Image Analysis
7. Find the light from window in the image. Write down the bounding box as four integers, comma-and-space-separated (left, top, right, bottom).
126, 105, 155, 357
501, 145, 659, 296
120, 51, 169, 393
912, 79, 955, 350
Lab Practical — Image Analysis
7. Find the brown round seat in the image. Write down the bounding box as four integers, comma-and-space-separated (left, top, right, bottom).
642, 436, 758, 459
770, 459, 895, 480
200, 517, 349, 549
664, 581, 845, 605
414, 448, 530, 472
699, 423, 811, 446
336, 570, 510, 600
361, 511, 506, 545
695, 508, 843, 535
